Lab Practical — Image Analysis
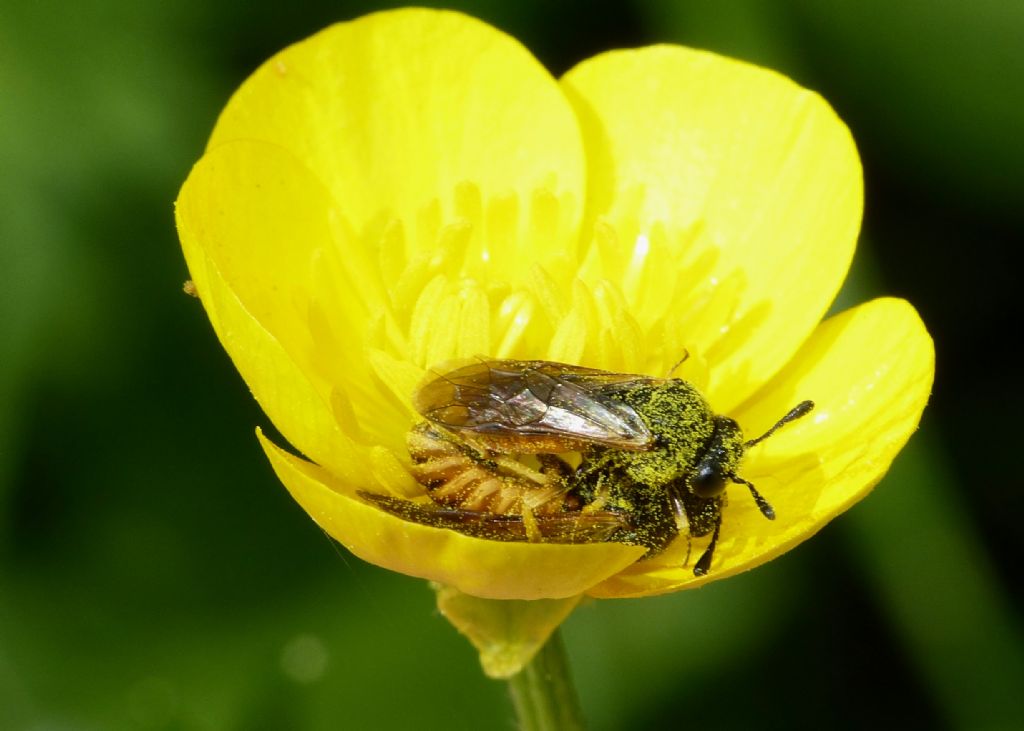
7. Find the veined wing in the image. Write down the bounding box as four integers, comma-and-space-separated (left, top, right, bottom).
413, 359, 656, 453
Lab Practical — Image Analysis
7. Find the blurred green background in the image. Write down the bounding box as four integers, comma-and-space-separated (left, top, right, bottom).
3, 1, 1022, 729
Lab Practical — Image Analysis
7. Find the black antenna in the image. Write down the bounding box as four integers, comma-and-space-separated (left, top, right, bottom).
730, 474, 775, 520
744, 400, 814, 448
666, 349, 690, 378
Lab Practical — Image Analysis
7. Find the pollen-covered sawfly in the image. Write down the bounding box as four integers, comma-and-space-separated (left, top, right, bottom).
360, 359, 812, 576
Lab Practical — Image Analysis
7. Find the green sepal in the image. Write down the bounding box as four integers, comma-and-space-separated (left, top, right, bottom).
432, 583, 581, 679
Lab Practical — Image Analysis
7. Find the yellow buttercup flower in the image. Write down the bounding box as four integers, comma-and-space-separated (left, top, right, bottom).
176, 9, 933, 602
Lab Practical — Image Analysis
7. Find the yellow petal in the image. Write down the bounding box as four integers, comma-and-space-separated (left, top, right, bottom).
589, 298, 933, 597
208, 8, 585, 284
176, 148, 372, 482
259, 431, 647, 601
561, 47, 862, 408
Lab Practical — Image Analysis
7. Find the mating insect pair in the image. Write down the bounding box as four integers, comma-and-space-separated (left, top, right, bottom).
361, 359, 812, 576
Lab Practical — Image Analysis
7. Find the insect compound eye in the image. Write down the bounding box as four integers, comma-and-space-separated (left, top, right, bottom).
691, 462, 727, 498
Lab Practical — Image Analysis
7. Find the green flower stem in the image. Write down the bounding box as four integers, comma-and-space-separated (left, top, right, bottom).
506, 628, 587, 731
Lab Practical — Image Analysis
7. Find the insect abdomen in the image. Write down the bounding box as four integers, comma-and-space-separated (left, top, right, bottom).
407, 423, 574, 516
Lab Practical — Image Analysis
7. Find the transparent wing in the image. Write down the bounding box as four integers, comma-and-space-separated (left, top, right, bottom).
414, 359, 656, 453
359, 491, 630, 544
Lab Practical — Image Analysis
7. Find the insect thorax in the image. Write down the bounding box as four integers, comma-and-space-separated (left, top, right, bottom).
587, 380, 718, 486
560, 380, 729, 550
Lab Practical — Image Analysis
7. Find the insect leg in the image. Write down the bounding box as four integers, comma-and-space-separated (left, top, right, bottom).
693, 514, 722, 577
520, 502, 542, 543
536, 453, 574, 479
667, 485, 692, 568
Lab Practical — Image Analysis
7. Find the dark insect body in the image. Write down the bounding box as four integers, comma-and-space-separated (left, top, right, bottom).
360, 359, 813, 576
